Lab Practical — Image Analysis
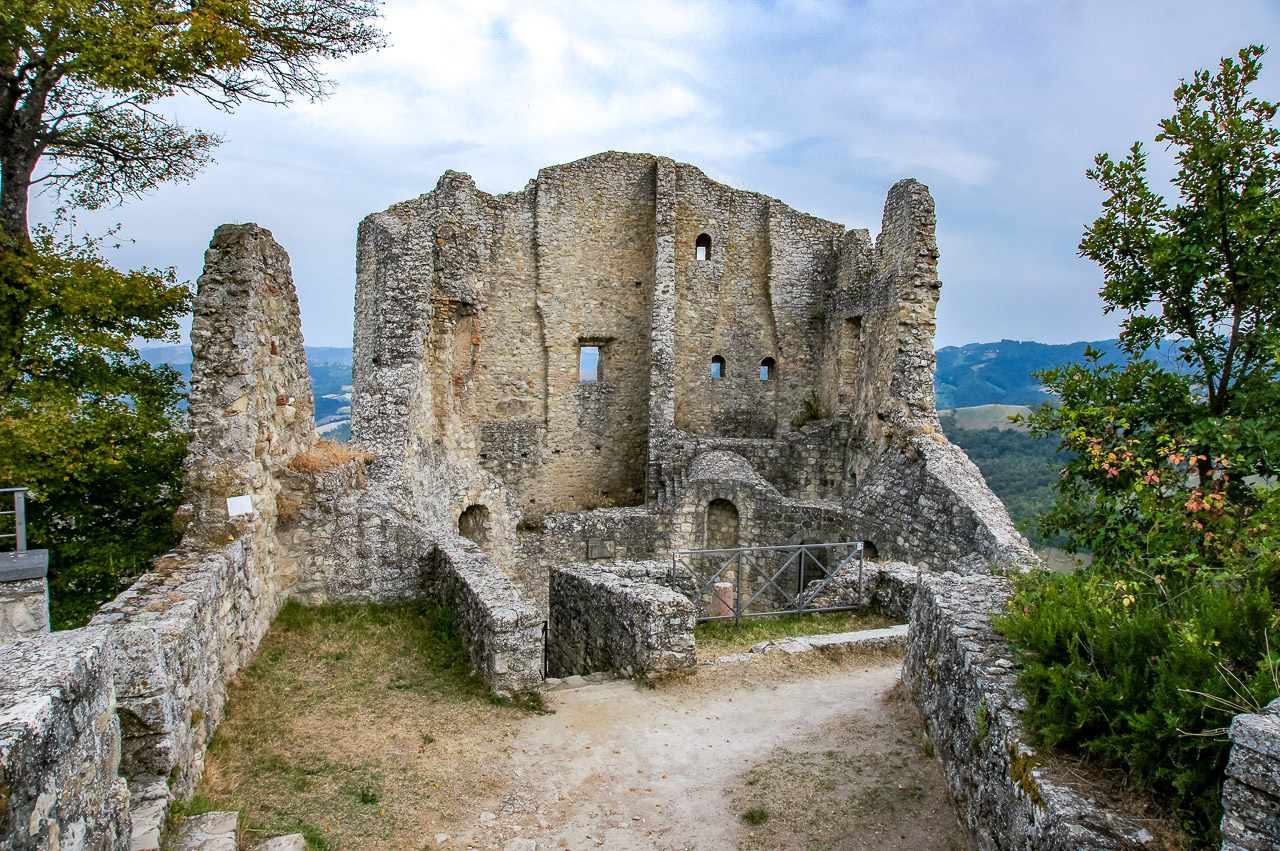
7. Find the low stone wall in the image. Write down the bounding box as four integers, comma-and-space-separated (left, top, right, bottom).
0, 577, 50, 647
89, 536, 285, 802
425, 536, 544, 696
1221, 698, 1280, 850
547, 563, 695, 678
902, 569, 1154, 850
0, 626, 131, 851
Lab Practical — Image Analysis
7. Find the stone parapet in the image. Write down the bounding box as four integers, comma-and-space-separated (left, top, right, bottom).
0, 626, 131, 850
90, 537, 282, 800
547, 563, 695, 678
425, 536, 544, 696
902, 569, 1153, 850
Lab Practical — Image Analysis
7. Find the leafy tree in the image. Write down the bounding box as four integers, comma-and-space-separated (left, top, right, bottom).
0, 0, 384, 244
1026, 44, 1280, 561
0, 1, 382, 623
1001, 46, 1280, 847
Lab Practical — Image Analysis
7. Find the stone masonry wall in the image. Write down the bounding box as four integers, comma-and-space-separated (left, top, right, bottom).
0, 578, 49, 647
424, 536, 545, 695
88, 539, 274, 802
0, 626, 130, 851
1220, 698, 1280, 850
547, 563, 695, 678
847, 433, 1038, 572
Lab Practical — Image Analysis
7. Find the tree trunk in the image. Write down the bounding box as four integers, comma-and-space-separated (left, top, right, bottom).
0, 150, 35, 248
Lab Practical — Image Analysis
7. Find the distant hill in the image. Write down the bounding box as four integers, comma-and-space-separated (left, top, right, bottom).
934, 338, 1192, 409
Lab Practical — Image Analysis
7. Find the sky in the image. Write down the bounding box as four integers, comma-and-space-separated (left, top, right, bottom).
31, 0, 1280, 349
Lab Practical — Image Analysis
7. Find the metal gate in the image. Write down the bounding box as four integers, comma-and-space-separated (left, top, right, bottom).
671, 541, 866, 623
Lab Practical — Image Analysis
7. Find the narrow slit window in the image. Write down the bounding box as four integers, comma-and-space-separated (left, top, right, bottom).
696, 233, 711, 261
711, 355, 725, 379
579, 346, 599, 382
760, 357, 775, 380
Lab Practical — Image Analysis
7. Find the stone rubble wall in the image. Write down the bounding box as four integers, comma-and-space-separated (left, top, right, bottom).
0, 626, 131, 851
1220, 698, 1280, 850
88, 538, 279, 802
546, 563, 695, 678
0, 577, 50, 647
902, 569, 1154, 850
846, 434, 1039, 572
424, 536, 545, 696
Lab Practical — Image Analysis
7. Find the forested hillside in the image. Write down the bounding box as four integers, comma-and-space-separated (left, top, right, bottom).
934, 338, 1192, 408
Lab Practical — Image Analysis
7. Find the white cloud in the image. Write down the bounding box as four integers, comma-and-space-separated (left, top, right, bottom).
30, 0, 1280, 348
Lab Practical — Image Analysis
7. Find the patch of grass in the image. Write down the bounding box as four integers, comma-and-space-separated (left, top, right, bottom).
191, 599, 539, 850
743, 808, 770, 825
694, 610, 897, 660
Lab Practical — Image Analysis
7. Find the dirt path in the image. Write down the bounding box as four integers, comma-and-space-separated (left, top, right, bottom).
442, 653, 968, 851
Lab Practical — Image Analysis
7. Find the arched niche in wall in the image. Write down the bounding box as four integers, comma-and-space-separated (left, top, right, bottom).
759, 357, 775, 380
459, 504, 491, 549
711, 355, 726, 379
705, 498, 740, 550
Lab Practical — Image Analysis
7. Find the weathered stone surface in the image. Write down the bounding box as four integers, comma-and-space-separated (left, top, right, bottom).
0, 577, 50, 647
547, 563, 695, 678
749, 624, 908, 655
251, 835, 306, 851
1221, 700, 1280, 850
0, 626, 130, 850
171, 811, 237, 851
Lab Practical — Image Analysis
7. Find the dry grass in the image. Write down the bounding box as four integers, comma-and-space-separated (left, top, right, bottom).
694, 610, 899, 661
729, 682, 968, 851
185, 601, 539, 850
289, 441, 369, 475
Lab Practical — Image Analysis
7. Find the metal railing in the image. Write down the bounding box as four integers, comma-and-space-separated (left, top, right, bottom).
1, 487, 29, 553
672, 541, 865, 623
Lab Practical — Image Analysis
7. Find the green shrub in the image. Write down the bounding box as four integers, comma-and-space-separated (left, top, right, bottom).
998, 549, 1280, 847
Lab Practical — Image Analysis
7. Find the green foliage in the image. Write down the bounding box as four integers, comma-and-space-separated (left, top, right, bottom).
998, 529, 1280, 845
1001, 46, 1280, 848
742, 808, 770, 825
0, 223, 189, 628
0, 0, 384, 244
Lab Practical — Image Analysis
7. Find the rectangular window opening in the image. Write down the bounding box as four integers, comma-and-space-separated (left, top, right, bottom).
579, 346, 600, 383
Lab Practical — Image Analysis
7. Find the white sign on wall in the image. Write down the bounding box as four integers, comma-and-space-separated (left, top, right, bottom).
226, 494, 255, 517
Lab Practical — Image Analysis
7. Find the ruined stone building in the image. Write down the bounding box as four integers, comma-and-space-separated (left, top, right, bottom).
5, 153, 1276, 851
347, 151, 1034, 608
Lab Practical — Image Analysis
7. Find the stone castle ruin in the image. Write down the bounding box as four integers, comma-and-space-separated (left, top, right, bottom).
2, 153, 1277, 851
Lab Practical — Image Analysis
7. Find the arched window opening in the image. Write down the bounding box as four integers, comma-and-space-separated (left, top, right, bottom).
711, 355, 725, 379
459, 504, 491, 548
706, 499, 740, 550
696, 233, 712, 261
862, 540, 879, 561
759, 357, 775, 380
